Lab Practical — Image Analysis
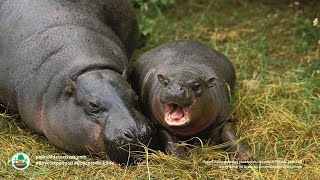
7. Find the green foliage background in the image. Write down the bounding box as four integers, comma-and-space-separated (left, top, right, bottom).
133, 0, 176, 36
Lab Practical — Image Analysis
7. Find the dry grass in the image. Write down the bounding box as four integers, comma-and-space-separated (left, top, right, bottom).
1, 0, 319, 179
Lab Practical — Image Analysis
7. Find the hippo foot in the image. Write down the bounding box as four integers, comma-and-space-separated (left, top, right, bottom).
160, 129, 187, 160
219, 122, 253, 161
227, 142, 252, 161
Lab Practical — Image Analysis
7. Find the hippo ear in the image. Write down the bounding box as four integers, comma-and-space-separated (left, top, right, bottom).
157, 74, 169, 86
207, 76, 218, 87
64, 76, 75, 97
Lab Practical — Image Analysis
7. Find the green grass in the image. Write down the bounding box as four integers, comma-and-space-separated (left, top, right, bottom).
1, 0, 319, 178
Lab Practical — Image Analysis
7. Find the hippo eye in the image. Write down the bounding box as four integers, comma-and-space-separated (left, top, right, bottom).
191, 82, 202, 91
86, 101, 103, 114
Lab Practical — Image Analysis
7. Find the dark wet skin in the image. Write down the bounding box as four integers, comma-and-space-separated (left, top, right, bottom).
0, 0, 153, 164
131, 40, 252, 160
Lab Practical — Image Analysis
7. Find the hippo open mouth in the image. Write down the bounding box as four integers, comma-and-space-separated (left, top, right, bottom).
164, 103, 190, 126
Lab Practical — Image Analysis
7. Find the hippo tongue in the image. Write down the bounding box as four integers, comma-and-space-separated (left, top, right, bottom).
170, 105, 184, 119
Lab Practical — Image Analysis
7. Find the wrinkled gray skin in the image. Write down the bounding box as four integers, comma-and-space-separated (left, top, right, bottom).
131, 40, 252, 160
0, 0, 153, 163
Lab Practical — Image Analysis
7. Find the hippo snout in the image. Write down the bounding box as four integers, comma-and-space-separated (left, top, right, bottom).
103, 111, 154, 163
106, 124, 152, 147
123, 129, 135, 142
160, 83, 193, 106
169, 83, 184, 92
119, 124, 152, 144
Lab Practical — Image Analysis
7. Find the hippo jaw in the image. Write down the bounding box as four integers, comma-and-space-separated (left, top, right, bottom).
164, 103, 191, 127
160, 98, 218, 136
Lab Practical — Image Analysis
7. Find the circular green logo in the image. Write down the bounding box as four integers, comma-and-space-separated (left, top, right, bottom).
11, 152, 30, 170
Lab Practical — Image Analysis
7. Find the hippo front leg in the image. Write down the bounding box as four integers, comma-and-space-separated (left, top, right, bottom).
159, 129, 187, 160
219, 122, 252, 161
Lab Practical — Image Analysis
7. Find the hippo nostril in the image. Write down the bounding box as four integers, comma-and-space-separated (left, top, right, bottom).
124, 131, 134, 140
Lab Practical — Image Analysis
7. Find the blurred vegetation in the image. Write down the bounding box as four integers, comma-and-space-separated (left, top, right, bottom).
132, 0, 176, 36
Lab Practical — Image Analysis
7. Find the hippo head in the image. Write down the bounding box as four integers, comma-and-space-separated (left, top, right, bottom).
44, 69, 153, 164
153, 69, 221, 136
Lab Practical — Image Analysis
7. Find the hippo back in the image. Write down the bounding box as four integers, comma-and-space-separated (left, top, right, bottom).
0, 0, 137, 111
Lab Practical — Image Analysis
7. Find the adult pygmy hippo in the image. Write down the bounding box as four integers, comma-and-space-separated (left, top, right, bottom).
0, 0, 153, 163
131, 40, 251, 160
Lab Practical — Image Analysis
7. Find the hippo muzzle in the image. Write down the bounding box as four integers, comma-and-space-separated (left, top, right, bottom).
159, 83, 194, 106
103, 108, 153, 163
